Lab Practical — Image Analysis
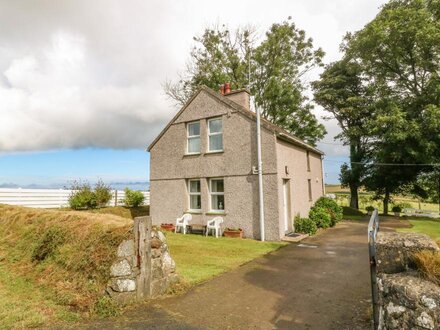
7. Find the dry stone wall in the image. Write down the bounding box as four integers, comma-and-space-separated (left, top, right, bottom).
106, 216, 178, 304
376, 232, 440, 330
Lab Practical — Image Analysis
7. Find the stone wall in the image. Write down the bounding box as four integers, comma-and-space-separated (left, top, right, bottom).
375, 232, 440, 329
106, 216, 178, 304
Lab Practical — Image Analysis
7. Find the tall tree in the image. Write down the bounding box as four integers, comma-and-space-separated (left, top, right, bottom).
342, 0, 440, 213
164, 18, 326, 145
312, 58, 372, 209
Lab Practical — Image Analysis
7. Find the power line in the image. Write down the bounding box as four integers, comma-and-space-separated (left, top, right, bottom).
323, 159, 440, 167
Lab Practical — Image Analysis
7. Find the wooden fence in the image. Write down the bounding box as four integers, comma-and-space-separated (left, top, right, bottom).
0, 188, 150, 209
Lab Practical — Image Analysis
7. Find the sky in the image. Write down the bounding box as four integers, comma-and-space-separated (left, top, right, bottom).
0, 0, 388, 187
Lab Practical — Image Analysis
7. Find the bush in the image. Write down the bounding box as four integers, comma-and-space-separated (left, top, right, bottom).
392, 205, 402, 213
314, 197, 343, 226
68, 181, 97, 210
94, 179, 112, 207
309, 206, 332, 229
412, 250, 440, 286
366, 206, 375, 212
124, 188, 145, 207
294, 216, 317, 235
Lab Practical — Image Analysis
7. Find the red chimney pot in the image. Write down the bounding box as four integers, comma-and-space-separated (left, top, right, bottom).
219, 84, 225, 95
224, 82, 231, 94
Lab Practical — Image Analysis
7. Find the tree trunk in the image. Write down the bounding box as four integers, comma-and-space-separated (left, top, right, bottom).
383, 189, 390, 215
349, 185, 359, 209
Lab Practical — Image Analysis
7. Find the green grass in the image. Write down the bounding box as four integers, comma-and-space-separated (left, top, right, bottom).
397, 218, 440, 241
0, 205, 132, 329
0, 265, 80, 329
165, 232, 286, 284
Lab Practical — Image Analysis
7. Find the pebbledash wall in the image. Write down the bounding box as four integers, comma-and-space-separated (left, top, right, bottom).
106, 216, 178, 304
375, 232, 440, 329
149, 87, 324, 241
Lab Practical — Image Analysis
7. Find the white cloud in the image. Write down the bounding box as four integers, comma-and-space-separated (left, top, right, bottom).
0, 0, 387, 154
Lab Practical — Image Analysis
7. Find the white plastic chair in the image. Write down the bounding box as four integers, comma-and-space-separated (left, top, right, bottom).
175, 213, 192, 234
206, 217, 224, 238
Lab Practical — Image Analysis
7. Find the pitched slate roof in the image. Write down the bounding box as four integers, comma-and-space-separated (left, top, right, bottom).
147, 86, 324, 155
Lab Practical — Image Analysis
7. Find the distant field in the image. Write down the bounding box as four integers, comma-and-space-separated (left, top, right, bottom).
325, 185, 439, 213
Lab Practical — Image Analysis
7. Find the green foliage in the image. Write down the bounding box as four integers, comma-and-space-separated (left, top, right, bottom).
93, 295, 121, 317
294, 216, 317, 235
342, 206, 364, 216
314, 197, 343, 226
68, 180, 113, 210
309, 206, 332, 229
344, 0, 440, 212
123, 188, 145, 208
31, 226, 69, 262
164, 18, 326, 145
392, 205, 402, 213
94, 179, 112, 208
68, 181, 97, 210
366, 206, 375, 212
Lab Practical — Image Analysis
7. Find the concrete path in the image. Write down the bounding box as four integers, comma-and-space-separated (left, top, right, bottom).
83, 219, 408, 330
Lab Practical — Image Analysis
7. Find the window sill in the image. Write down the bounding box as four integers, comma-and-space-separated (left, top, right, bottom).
185, 210, 203, 214
184, 152, 201, 157
206, 211, 226, 215
205, 150, 224, 155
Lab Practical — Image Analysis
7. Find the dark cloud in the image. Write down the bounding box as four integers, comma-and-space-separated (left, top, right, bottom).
0, 0, 386, 153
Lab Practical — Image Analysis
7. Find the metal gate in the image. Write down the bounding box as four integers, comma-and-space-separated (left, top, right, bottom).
368, 209, 380, 330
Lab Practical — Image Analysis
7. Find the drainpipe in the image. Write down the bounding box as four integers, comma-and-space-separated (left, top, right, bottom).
321, 155, 326, 196
256, 103, 265, 241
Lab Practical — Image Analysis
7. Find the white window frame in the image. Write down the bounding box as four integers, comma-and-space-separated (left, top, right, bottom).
187, 121, 201, 155
207, 117, 223, 152
209, 178, 225, 212
188, 179, 201, 211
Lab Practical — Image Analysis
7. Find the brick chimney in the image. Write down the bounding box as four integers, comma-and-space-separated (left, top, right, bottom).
218, 82, 250, 111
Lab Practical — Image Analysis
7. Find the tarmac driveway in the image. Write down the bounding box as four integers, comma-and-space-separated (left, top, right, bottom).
83, 219, 408, 330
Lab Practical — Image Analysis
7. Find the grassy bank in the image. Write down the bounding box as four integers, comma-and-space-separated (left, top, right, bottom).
0, 205, 132, 328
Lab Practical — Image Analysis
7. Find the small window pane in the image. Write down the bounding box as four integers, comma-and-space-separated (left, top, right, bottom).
188, 137, 200, 153
209, 134, 223, 151
190, 195, 201, 210
209, 119, 222, 133
190, 180, 200, 193
211, 195, 224, 210
188, 122, 200, 136
211, 179, 224, 193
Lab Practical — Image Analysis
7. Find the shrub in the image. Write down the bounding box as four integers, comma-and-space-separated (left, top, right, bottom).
412, 250, 440, 286
294, 216, 317, 235
366, 206, 375, 212
314, 197, 343, 226
392, 205, 402, 213
94, 179, 112, 208
124, 188, 145, 207
309, 206, 332, 229
68, 181, 97, 210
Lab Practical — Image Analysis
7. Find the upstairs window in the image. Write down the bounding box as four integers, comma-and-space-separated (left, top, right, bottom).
187, 122, 200, 154
188, 179, 201, 210
208, 118, 223, 152
209, 178, 224, 211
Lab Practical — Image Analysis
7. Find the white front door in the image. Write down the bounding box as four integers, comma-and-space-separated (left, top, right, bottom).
283, 179, 290, 232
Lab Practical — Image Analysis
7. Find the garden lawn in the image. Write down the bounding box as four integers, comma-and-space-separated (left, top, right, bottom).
397, 218, 440, 241
165, 232, 287, 284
